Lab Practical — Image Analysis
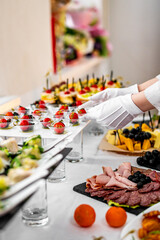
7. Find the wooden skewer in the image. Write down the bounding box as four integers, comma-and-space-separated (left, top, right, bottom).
117, 130, 122, 145
79, 78, 83, 90
87, 75, 89, 87
148, 111, 154, 131
46, 77, 49, 89
110, 70, 113, 82
66, 78, 69, 89
72, 77, 74, 87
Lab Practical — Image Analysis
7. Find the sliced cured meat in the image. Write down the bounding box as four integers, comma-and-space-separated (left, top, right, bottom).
105, 176, 136, 189
138, 182, 154, 193
91, 190, 113, 198
117, 162, 131, 177
96, 174, 110, 185
149, 171, 160, 182
113, 192, 130, 204
115, 172, 137, 187
152, 182, 160, 191
102, 166, 115, 177
140, 193, 152, 207
126, 191, 141, 206
153, 191, 160, 201
106, 190, 126, 200
86, 175, 103, 189
131, 166, 152, 175
123, 169, 131, 178
148, 192, 159, 203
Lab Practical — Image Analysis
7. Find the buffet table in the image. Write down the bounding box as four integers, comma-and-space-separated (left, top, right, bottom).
1, 124, 139, 240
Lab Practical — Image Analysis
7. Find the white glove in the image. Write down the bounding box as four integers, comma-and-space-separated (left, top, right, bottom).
144, 80, 160, 110
81, 84, 138, 109
156, 74, 160, 81
83, 94, 143, 129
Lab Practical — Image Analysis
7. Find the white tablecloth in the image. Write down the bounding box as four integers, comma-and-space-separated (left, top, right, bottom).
1, 125, 140, 240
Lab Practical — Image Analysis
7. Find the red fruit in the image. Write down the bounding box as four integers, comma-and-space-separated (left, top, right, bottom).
33, 110, 41, 116
64, 90, 70, 95
5, 112, 14, 120
39, 104, 46, 109
55, 110, 64, 119
53, 122, 65, 134
42, 118, 51, 128
84, 86, 90, 92
45, 89, 52, 93
79, 90, 86, 95
76, 101, 82, 106
69, 112, 78, 123
69, 87, 75, 92
108, 81, 114, 86
21, 115, 30, 120
6, 112, 13, 116
18, 106, 26, 114
59, 105, 68, 112
78, 108, 86, 116
100, 86, 106, 91
91, 84, 98, 88
39, 100, 45, 105
20, 120, 29, 131
0, 118, 8, 128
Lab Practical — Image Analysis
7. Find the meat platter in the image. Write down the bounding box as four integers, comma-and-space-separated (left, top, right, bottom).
73, 162, 160, 215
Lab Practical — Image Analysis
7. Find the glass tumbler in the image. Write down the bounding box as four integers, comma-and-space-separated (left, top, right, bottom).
66, 130, 83, 162
21, 180, 48, 227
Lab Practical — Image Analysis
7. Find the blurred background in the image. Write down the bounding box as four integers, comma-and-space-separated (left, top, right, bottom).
0, 0, 159, 104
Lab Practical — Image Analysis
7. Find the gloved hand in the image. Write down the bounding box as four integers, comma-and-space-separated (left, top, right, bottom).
83, 94, 143, 129
81, 84, 138, 109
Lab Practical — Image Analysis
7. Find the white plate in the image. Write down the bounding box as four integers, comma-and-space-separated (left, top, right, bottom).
0, 180, 44, 217
120, 202, 160, 240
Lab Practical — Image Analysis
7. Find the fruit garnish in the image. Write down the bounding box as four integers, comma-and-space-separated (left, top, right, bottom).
69, 87, 75, 92
105, 207, 127, 228
91, 84, 98, 88
6, 112, 13, 116
21, 115, 30, 120
55, 110, 64, 119
79, 90, 86, 95
45, 89, 52, 93
33, 110, 41, 116
108, 81, 114, 85
78, 108, 87, 116
39, 100, 45, 105
20, 120, 30, 132
64, 90, 70, 95
59, 105, 68, 112
100, 86, 106, 91
53, 121, 65, 134
42, 118, 51, 128
18, 106, 27, 114
39, 104, 46, 109
76, 101, 82, 106
69, 112, 78, 124
0, 118, 8, 128
84, 86, 90, 92
74, 204, 96, 227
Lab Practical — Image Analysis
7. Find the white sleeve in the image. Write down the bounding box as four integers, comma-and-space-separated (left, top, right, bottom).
156, 74, 160, 80
144, 80, 160, 110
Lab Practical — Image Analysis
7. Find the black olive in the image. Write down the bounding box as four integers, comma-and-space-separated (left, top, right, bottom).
149, 158, 156, 166
136, 127, 141, 131
156, 164, 160, 171
145, 176, 151, 183
137, 182, 143, 189
132, 177, 139, 183
145, 151, 152, 160
142, 156, 148, 162
140, 174, 146, 178
128, 175, 133, 181
128, 133, 135, 139
130, 128, 137, 134
123, 128, 130, 134
140, 178, 146, 184
144, 132, 151, 139
137, 157, 144, 166
134, 172, 140, 177
152, 150, 159, 157
135, 171, 141, 175
134, 134, 140, 141
157, 153, 160, 162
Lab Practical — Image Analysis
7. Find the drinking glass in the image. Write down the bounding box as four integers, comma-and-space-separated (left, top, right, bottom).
21, 180, 48, 227
48, 159, 66, 183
